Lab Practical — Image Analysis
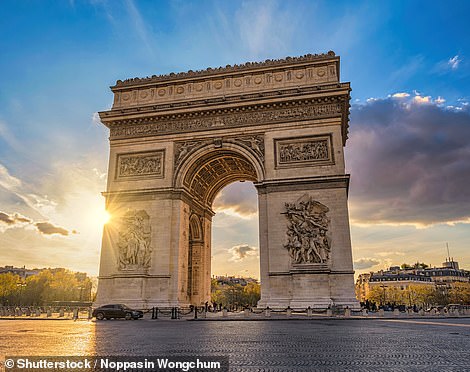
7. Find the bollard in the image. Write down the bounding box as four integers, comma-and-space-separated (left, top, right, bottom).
393, 308, 399, 317
344, 307, 351, 318
35, 308, 41, 317
362, 308, 368, 317
194, 306, 198, 320
419, 309, 424, 316
59, 308, 64, 317
244, 308, 250, 318
286, 307, 292, 318
88, 308, 92, 320
307, 307, 313, 317
47, 308, 52, 317
73, 308, 79, 320
265, 307, 271, 318
222, 308, 228, 318
155, 307, 158, 319
326, 307, 333, 317
379, 309, 385, 317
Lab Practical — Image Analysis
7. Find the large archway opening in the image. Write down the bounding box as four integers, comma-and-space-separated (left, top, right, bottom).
212, 181, 260, 279
211, 181, 260, 309
178, 146, 263, 306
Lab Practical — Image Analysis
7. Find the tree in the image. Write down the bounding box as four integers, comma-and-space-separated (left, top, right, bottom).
211, 279, 261, 309
243, 282, 261, 307
448, 282, 470, 304
0, 273, 21, 305
0, 268, 94, 306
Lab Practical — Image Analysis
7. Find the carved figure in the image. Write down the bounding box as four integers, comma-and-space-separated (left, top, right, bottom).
282, 195, 331, 264
238, 136, 265, 162
118, 153, 162, 177
118, 210, 152, 270
279, 139, 329, 164
174, 140, 207, 168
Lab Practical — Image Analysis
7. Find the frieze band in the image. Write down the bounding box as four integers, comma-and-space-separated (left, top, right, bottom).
109, 100, 345, 140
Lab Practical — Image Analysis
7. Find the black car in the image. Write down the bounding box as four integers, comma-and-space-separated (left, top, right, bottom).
92, 304, 144, 320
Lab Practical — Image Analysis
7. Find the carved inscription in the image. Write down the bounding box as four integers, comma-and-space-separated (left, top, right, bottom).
109, 102, 343, 139
282, 195, 331, 264
116, 151, 164, 179
275, 135, 333, 168
118, 210, 152, 271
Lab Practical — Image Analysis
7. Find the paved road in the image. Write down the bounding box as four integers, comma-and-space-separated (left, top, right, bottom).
1, 318, 469, 371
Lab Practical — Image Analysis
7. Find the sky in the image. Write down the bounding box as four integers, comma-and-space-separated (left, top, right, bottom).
0, 0, 469, 279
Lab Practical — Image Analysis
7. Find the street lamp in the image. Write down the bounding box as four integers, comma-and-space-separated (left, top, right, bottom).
16, 282, 26, 306
380, 284, 387, 308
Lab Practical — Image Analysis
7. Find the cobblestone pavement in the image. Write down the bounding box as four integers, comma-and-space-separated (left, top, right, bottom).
1, 318, 470, 371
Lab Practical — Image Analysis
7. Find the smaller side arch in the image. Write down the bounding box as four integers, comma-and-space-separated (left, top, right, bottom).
189, 213, 203, 242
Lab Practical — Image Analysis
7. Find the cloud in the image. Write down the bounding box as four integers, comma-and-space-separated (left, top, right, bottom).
0, 164, 22, 190
213, 182, 258, 218
391, 92, 410, 98
353, 258, 380, 270
0, 212, 15, 225
0, 211, 32, 229
35, 222, 70, 236
448, 55, 461, 70
346, 95, 470, 226
412, 95, 431, 104
123, 0, 156, 57
234, 0, 298, 59
228, 244, 258, 262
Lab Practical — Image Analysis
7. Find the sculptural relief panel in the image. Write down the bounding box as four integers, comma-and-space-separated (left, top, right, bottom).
282, 195, 331, 265
116, 150, 165, 179
118, 210, 152, 271
275, 135, 334, 168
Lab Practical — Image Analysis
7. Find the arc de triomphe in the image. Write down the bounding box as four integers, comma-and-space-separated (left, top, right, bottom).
95, 51, 358, 310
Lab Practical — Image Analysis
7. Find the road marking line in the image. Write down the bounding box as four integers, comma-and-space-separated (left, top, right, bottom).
378, 319, 470, 328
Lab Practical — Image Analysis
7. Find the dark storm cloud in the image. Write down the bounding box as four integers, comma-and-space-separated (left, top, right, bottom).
346, 98, 470, 225
35, 222, 70, 236
353, 258, 381, 270
0, 210, 31, 225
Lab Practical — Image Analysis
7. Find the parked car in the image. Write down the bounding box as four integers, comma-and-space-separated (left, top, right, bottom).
92, 304, 143, 320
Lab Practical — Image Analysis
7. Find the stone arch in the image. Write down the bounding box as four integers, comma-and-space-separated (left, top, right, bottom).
95, 53, 359, 311
189, 213, 203, 242
175, 143, 264, 208
187, 213, 204, 300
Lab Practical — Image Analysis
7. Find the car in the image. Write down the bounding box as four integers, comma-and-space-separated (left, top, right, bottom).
92, 304, 143, 320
